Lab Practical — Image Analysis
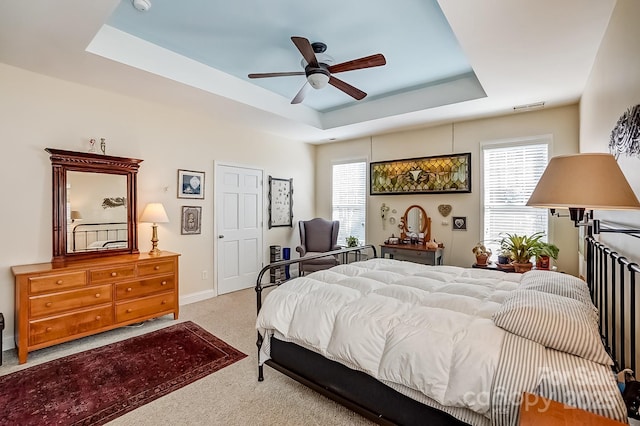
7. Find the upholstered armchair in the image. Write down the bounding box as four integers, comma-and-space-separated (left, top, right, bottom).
296, 218, 341, 275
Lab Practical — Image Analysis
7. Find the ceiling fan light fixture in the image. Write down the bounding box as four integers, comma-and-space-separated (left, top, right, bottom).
307, 72, 330, 90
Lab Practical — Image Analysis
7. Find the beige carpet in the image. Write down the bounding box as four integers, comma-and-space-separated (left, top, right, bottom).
1, 288, 375, 425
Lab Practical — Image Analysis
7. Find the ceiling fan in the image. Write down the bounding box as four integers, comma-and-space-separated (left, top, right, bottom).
248, 36, 386, 104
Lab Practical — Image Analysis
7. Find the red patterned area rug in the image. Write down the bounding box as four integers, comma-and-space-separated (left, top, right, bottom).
0, 321, 246, 425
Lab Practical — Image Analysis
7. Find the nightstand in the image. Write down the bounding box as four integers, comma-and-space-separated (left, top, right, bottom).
519, 392, 627, 425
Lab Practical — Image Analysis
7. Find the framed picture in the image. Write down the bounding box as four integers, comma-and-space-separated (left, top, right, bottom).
370, 152, 471, 195
181, 206, 202, 235
178, 169, 205, 199
268, 176, 293, 228
452, 216, 467, 231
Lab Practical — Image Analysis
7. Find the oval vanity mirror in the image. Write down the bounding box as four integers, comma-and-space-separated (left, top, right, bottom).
402, 205, 432, 241
47, 148, 143, 264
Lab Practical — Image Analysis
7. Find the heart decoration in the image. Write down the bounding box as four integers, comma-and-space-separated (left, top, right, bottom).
454, 218, 465, 229
438, 204, 452, 217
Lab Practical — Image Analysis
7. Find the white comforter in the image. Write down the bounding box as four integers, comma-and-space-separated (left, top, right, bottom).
257, 259, 522, 417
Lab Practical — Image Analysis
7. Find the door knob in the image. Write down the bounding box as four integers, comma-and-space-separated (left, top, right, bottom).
218, 235, 224, 239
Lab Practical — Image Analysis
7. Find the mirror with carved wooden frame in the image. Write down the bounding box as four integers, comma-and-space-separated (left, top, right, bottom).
401, 205, 432, 241
46, 148, 143, 264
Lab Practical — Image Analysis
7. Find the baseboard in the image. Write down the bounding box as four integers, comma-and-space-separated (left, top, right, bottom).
179, 289, 216, 306
3, 332, 15, 351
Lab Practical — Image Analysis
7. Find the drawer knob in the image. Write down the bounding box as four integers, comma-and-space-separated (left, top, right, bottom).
126, 287, 132, 292
154, 265, 160, 270
126, 308, 132, 313
110, 272, 118, 277
161, 281, 167, 286
56, 280, 63, 285
46, 327, 53, 332
161, 300, 167, 305
45, 302, 52, 307
95, 293, 101, 298
95, 315, 101, 321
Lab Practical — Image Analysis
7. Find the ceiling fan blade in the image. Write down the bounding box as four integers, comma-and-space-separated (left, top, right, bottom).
248, 71, 305, 79
291, 82, 310, 104
328, 54, 386, 74
291, 36, 319, 68
329, 76, 366, 100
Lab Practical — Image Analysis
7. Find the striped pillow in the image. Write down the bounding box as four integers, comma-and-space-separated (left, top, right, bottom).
520, 270, 592, 305
492, 290, 612, 365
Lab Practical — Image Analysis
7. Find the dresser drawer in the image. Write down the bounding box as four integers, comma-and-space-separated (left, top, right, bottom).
29, 306, 113, 346
137, 260, 175, 277
29, 271, 87, 294
90, 265, 136, 283
29, 284, 112, 318
115, 276, 175, 300
116, 292, 175, 323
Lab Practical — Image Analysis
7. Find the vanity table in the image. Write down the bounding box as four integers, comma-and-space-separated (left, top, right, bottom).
380, 244, 443, 265
381, 204, 443, 265
11, 149, 180, 364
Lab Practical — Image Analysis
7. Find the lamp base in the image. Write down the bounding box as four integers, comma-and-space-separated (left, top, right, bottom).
149, 224, 161, 256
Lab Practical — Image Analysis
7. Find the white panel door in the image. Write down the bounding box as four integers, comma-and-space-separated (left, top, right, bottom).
216, 164, 263, 295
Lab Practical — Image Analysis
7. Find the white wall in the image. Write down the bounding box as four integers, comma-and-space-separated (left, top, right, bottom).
579, 0, 640, 262
0, 63, 315, 349
316, 105, 580, 273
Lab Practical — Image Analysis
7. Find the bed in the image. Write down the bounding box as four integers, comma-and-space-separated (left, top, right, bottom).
71, 222, 128, 251
255, 243, 633, 425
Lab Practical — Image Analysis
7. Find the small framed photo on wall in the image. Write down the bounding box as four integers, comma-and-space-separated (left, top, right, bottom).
181, 206, 202, 235
178, 169, 205, 199
452, 216, 467, 231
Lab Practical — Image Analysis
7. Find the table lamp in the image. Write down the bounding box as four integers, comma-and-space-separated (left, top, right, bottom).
140, 202, 169, 255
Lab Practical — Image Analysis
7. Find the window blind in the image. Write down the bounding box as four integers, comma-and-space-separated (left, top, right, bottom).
332, 161, 366, 245
483, 142, 549, 253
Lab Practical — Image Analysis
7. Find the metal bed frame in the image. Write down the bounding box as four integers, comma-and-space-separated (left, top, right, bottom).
586, 233, 639, 375
255, 235, 638, 425
71, 222, 128, 251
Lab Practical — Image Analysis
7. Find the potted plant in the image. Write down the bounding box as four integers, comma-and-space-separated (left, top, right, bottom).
346, 236, 359, 247
472, 242, 492, 266
497, 248, 512, 265
534, 242, 559, 270
499, 232, 544, 273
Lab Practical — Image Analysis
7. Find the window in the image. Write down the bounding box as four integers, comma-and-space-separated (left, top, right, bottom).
332, 161, 366, 246
482, 139, 549, 254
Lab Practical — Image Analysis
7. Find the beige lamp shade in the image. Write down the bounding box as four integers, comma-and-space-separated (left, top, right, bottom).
526, 153, 640, 210
140, 203, 169, 224
70, 210, 82, 220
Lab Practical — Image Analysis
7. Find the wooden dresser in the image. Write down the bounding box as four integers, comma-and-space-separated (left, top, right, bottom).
12, 251, 179, 364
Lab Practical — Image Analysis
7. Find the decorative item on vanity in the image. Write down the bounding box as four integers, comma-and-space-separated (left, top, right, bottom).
100, 138, 106, 155
88, 138, 97, 153
499, 232, 545, 273
140, 203, 169, 255
472, 242, 491, 266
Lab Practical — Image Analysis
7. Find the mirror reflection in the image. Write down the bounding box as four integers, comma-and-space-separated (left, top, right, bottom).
66, 171, 128, 253
405, 206, 424, 234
